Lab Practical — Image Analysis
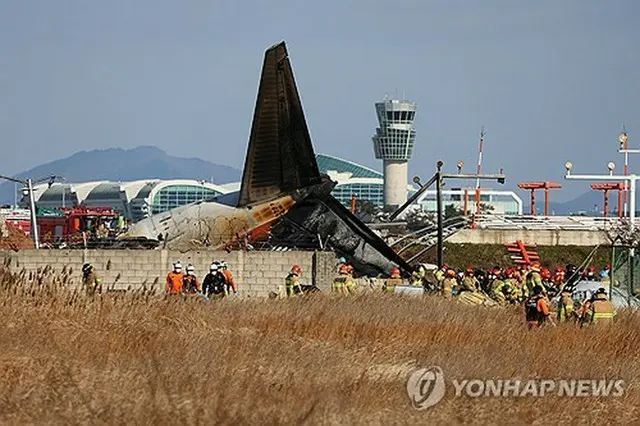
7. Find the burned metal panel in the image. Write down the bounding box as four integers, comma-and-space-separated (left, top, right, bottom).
268, 195, 413, 276
238, 41, 321, 207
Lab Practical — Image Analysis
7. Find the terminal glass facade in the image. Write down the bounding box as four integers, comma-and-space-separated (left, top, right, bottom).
331, 182, 384, 208
151, 185, 222, 214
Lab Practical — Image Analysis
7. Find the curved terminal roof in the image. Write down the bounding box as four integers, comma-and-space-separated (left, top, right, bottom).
316, 154, 382, 179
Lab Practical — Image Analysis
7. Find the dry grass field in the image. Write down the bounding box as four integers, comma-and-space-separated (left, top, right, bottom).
1, 264, 639, 425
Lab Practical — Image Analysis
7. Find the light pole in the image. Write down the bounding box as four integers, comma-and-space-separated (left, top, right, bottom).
0, 174, 64, 249
390, 162, 506, 269
618, 129, 640, 218
564, 161, 637, 299
0, 175, 40, 248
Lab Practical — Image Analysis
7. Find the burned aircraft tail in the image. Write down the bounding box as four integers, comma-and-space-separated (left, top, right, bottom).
237, 41, 321, 207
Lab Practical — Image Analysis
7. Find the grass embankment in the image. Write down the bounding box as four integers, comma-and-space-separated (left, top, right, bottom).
411, 243, 612, 270
0, 264, 638, 424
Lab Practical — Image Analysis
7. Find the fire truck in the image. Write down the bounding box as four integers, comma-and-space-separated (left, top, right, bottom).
0, 207, 32, 235
37, 207, 123, 246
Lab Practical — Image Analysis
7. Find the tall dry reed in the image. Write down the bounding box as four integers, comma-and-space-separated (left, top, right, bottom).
0, 264, 638, 425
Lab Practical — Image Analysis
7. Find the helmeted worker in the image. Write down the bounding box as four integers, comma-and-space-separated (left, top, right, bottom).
460, 266, 479, 292
586, 287, 616, 325
202, 263, 226, 299
182, 264, 200, 294
434, 264, 448, 285
441, 269, 458, 299
525, 262, 543, 296
219, 261, 237, 295
285, 265, 303, 297
383, 267, 403, 293
415, 263, 428, 287
524, 285, 553, 329
553, 266, 566, 288
82, 263, 102, 296
557, 287, 575, 323
166, 261, 185, 296
333, 264, 357, 295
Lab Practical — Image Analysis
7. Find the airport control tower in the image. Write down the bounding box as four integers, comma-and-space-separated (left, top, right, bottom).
372, 98, 417, 208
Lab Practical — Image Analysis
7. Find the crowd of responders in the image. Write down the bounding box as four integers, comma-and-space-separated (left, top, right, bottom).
79, 255, 620, 327
385, 261, 618, 327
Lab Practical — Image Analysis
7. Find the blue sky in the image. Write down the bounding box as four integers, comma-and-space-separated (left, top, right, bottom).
1, 0, 638, 201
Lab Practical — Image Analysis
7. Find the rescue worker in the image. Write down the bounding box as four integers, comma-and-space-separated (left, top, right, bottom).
82, 263, 102, 296
489, 268, 505, 297
599, 267, 611, 286
525, 262, 543, 297
578, 293, 594, 328
524, 285, 554, 329
410, 271, 422, 286
540, 267, 558, 298
434, 264, 448, 286
585, 287, 616, 325
202, 263, 227, 299
220, 261, 237, 296
441, 269, 458, 299
336, 256, 347, 273
285, 265, 303, 297
460, 266, 479, 293
383, 267, 403, 293
165, 261, 185, 296
557, 287, 575, 323
415, 263, 428, 287
553, 266, 566, 288
182, 264, 200, 295
345, 265, 357, 294
333, 264, 356, 295
583, 266, 597, 280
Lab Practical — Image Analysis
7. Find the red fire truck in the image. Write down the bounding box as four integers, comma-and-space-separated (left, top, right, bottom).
37, 207, 122, 246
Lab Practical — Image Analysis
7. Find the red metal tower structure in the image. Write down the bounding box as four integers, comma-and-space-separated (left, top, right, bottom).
590, 182, 624, 218
518, 182, 562, 216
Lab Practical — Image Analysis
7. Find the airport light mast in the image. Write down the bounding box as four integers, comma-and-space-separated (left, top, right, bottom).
618, 129, 633, 216
564, 161, 638, 300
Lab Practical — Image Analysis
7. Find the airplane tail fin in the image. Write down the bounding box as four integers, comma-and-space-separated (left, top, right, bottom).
237, 41, 321, 207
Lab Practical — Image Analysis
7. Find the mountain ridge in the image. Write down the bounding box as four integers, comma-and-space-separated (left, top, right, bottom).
0, 146, 241, 204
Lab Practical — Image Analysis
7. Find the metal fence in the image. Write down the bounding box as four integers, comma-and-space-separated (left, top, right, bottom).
611, 246, 640, 297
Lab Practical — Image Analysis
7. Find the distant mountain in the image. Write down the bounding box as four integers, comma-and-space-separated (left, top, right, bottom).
0, 146, 241, 204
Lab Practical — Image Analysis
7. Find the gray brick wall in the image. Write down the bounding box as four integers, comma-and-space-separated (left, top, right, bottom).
1, 249, 337, 298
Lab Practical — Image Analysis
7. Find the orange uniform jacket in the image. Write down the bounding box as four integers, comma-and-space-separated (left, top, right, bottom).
166, 271, 185, 295
222, 269, 237, 293
537, 298, 550, 317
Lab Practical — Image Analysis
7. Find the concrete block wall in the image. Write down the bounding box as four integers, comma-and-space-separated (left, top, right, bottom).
448, 229, 610, 246
0, 249, 338, 298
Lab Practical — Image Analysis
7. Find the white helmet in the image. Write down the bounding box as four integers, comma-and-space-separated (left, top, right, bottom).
220, 261, 228, 270
173, 261, 182, 272
210, 263, 219, 272
186, 264, 195, 275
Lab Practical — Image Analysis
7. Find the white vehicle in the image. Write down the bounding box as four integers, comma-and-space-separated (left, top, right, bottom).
564, 280, 640, 309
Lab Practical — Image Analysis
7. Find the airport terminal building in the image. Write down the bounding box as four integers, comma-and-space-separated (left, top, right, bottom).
24, 154, 521, 221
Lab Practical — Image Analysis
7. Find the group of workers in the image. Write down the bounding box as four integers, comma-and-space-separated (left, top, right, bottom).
381, 261, 617, 328
165, 260, 237, 299
82, 254, 617, 328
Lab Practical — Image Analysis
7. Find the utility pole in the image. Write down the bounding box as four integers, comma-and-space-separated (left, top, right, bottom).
436, 161, 444, 269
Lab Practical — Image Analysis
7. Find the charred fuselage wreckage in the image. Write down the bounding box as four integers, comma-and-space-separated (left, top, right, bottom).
120, 42, 412, 275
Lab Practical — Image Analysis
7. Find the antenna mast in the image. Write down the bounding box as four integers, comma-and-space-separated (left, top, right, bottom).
475, 126, 486, 218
